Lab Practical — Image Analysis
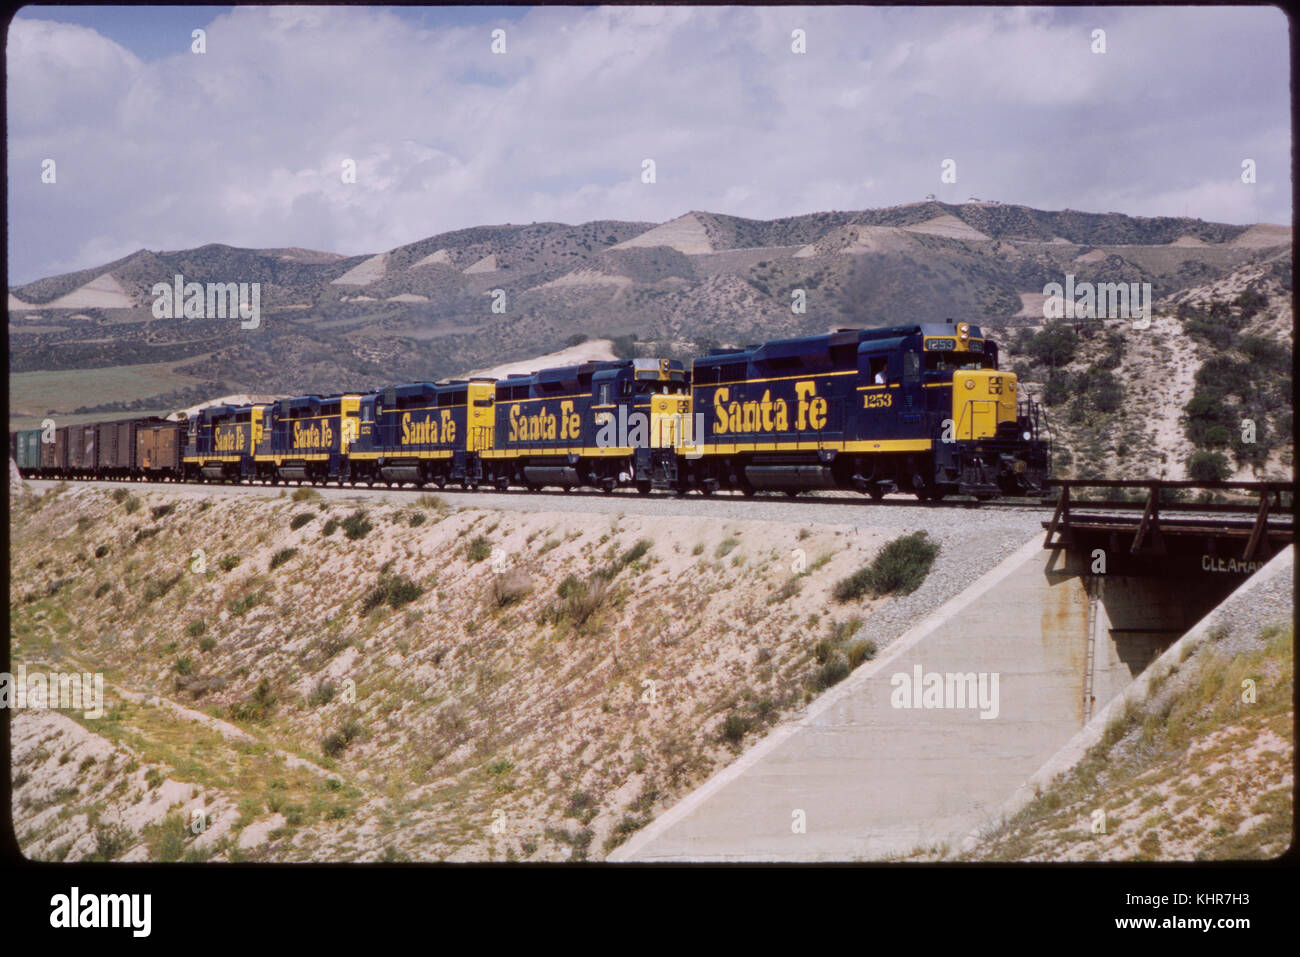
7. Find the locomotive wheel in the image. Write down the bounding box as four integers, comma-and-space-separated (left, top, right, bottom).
636, 480, 652, 496
784, 490, 799, 498
742, 486, 757, 498
868, 487, 886, 501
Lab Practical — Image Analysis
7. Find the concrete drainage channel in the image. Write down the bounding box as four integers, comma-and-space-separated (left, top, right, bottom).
610, 538, 1293, 863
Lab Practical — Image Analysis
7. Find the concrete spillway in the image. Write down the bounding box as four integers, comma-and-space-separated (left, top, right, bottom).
613, 534, 1269, 862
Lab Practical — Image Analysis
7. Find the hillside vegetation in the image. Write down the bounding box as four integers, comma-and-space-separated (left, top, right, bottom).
10, 483, 927, 861
9, 202, 1288, 434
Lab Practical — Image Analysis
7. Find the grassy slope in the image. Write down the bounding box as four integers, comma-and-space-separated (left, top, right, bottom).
955, 625, 1293, 862
10, 484, 909, 862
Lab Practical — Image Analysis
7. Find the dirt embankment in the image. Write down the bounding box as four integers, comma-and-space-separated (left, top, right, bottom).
11, 483, 921, 862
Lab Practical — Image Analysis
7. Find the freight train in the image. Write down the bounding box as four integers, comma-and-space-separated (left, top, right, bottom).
10, 321, 1051, 500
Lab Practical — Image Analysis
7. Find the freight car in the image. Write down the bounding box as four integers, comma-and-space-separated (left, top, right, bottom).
136, 421, 185, 478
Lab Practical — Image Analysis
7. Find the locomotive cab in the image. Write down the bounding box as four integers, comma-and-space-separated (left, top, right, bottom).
927, 322, 1050, 497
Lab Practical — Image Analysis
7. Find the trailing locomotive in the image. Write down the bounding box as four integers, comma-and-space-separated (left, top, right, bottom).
10, 321, 1050, 500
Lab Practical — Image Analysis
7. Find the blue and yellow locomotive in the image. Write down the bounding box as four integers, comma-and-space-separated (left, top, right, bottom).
47, 321, 1049, 500
679, 321, 1049, 499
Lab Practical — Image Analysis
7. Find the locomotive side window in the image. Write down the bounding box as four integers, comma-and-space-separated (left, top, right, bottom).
903, 351, 920, 383
719, 363, 747, 382
868, 356, 888, 384
598, 384, 612, 405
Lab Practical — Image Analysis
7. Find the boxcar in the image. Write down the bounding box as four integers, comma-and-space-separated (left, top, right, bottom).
137, 421, 184, 478
53, 427, 69, 476
13, 429, 42, 473
95, 420, 130, 477
67, 424, 97, 475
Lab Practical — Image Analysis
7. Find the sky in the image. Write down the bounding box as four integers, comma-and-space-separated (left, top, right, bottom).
5, 4, 1292, 284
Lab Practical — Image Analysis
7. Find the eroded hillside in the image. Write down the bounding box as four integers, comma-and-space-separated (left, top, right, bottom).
11, 482, 915, 862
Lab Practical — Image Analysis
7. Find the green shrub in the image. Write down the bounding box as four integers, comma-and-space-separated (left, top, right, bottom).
227, 591, 265, 616
1027, 322, 1079, 368
595, 538, 653, 580
341, 511, 372, 540
111, 488, 130, 503
94, 582, 111, 598
322, 518, 340, 536
543, 576, 608, 629
847, 640, 876, 669
721, 712, 751, 744
291, 487, 321, 502
814, 655, 852, 690
173, 656, 193, 676
186, 619, 207, 638
289, 512, 316, 530
308, 681, 337, 707
768, 577, 801, 604
715, 536, 740, 559
151, 503, 175, 520
831, 568, 873, 603
1188, 450, 1230, 482
198, 636, 217, 653
123, 495, 141, 514
229, 678, 277, 723
142, 572, 181, 603
409, 512, 426, 527
217, 554, 242, 572
94, 544, 110, 558
269, 547, 298, 570
361, 573, 423, 614
833, 531, 939, 601
321, 718, 363, 757
828, 617, 864, 644
87, 822, 134, 862
466, 535, 491, 563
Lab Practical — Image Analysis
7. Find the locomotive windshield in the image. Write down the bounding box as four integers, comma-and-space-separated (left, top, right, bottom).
924, 353, 996, 373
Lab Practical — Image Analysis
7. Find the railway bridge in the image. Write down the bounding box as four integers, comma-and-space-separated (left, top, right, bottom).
614, 479, 1294, 862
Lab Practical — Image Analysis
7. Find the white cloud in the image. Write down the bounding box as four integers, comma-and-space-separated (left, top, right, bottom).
5, 5, 1291, 284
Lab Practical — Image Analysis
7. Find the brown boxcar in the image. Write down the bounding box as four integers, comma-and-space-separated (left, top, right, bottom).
68, 424, 97, 473
137, 421, 183, 477
95, 421, 120, 475
54, 427, 69, 474
95, 419, 137, 476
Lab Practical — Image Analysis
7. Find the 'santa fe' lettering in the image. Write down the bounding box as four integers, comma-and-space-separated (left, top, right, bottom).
292, 420, 334, 449
400, 411, 455, 445
713, 381, 827, 435
213, 426, 246, 452
508, 401, 580, 443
